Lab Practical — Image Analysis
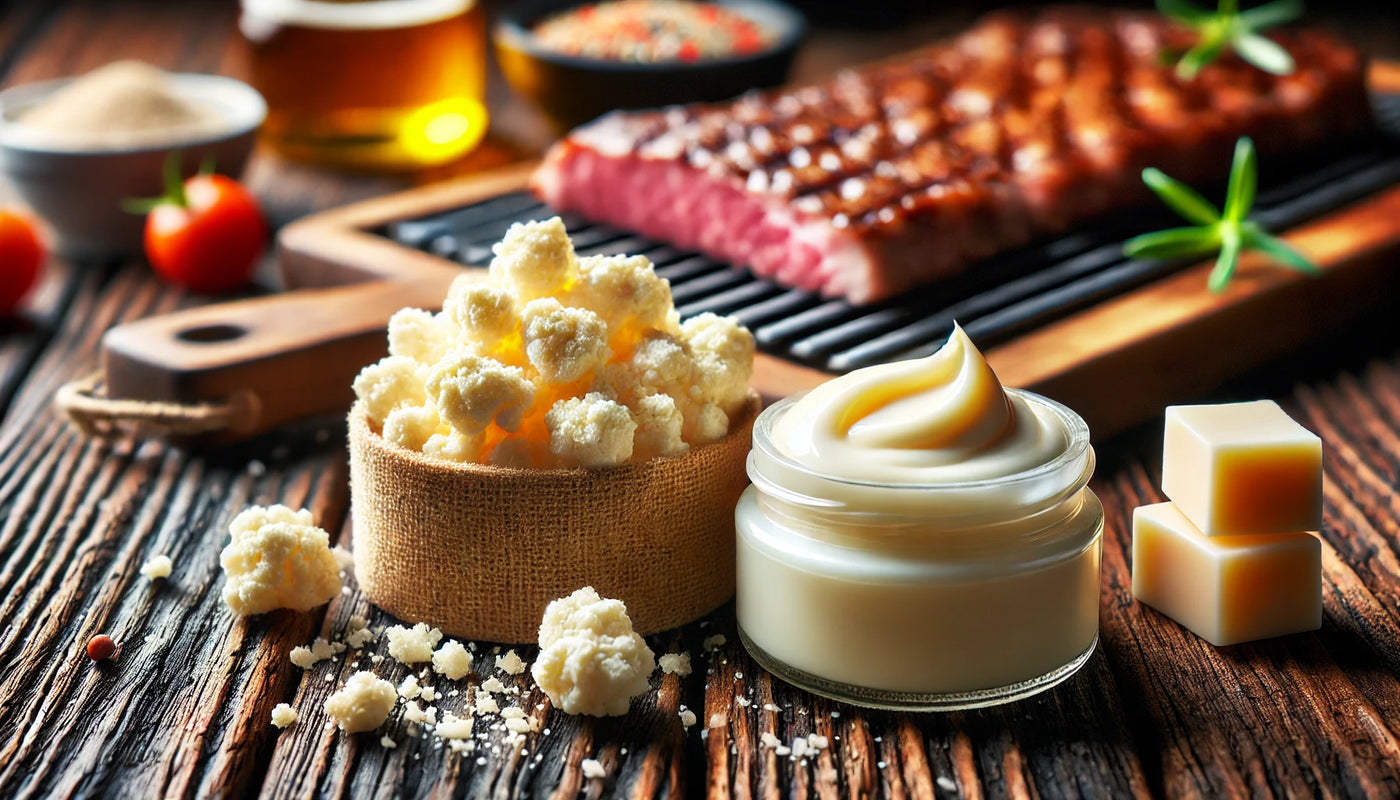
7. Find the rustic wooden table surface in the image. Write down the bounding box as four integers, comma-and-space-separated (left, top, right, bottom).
4, 1, 1400, 798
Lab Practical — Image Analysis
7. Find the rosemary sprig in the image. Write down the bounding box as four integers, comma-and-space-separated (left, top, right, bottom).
1157, 0, 1305, 80
1123, 136, 1319, 293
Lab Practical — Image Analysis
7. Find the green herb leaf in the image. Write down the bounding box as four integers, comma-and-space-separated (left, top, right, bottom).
1242, 225, 1320, 274
1160, 0, 1302, 79
1125, 135, 1322, 293
1175, 36, 1227, 80
1208, 224, 1244, 292
1156, 0, 1215, 23
1124, 226, 1223, 259
1239, 0, 1305, 30
1142, 168, 1222, 225
1232, 32, 1297, 74
1223, 137, 1257, 221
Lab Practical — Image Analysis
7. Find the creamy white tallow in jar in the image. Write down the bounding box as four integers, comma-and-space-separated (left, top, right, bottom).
735, 325, 1102, 710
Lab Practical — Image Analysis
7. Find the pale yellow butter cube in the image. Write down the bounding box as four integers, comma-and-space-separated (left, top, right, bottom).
1161, 400, 1322, 536
1132, 502, 1321, 646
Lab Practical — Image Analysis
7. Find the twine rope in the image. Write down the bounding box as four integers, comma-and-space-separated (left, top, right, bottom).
54, 372, 260, 439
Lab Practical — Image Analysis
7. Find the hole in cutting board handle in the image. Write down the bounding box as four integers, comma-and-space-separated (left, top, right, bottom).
177, 324, 248, 343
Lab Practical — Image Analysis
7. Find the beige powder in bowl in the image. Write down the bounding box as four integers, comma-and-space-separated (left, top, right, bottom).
14, 61, 228, 150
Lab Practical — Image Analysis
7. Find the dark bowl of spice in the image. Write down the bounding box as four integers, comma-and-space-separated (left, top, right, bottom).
494, 0, 806, 131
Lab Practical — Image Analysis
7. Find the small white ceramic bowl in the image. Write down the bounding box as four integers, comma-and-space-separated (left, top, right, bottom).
0, 73, 266, 259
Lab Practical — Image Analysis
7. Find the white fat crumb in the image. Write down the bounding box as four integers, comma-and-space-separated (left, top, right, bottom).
432, 640, 473, 680
220, 505, 341, 615
402, 700, 428, 724
398, 675, 422, 700
380, 735, 397, 749
708, 713, 726, 729
937, 776, 957, 791
496, 649, 527, 676
270, 703, 298, 729
679, 707, 697, 728
581, 759, 607, 779
658, 652, 691, 676
324, 672, 396, 733
702, 634, 727, 651
475, 695, 501, 715
345, 627, 375, 650
531, 587, 655, 717
808, 734, 829, 751
760, 732, 781, 749
436, 712, 474, 739
775, 745, 791, 757
481, 677, 507, 694
419, 687, 438, 703
140, 554, 172, 580
501, 707, 526, 719
370, 654, 384, 664
505, 718, 532, 734
386, 623, 443, 664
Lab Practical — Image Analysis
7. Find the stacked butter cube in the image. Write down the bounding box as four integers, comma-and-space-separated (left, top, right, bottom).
1132, 400, 1323, 646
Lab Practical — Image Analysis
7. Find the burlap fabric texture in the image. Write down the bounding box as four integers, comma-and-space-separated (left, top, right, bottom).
348, 394, 760, 643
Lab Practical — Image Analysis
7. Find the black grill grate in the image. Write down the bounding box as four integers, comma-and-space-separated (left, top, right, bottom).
382, 93, 1400, 375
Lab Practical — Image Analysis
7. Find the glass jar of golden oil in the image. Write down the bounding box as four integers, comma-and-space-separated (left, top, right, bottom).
240, 0, 488, 170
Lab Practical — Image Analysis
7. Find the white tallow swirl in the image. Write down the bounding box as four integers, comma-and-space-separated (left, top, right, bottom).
771, 324, 1069, 485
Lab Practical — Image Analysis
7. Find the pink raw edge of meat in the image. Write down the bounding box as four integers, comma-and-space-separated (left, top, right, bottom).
532, 144, 885, 304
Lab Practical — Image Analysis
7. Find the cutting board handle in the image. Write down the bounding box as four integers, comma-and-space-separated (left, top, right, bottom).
90, 277, 455, 444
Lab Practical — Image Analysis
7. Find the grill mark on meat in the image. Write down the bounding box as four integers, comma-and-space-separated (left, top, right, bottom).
535, 8, 1373, 304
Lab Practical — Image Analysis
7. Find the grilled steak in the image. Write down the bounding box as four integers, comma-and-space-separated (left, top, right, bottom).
532, 8, 1372, 304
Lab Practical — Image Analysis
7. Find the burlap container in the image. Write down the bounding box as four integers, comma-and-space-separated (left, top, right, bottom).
348, 394, 760, 643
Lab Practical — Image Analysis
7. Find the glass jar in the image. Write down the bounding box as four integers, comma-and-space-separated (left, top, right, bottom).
240, 0, 488, 170
736, 389, 1103, 711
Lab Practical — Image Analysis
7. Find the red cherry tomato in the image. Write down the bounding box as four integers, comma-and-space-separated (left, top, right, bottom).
144, 174, 266, 294
0, 209, 45, 316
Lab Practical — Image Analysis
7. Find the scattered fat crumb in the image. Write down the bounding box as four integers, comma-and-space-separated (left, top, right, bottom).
370, 654, 384, 664
140, 554, 173, 580
658, 652, 691, 676
760, 732, 781, 749
775, 745, 791, 757
432, 640, 473, 680
481, 677, 507, 694
402, 701, 428, 724
386, 623, 443, 664
324, 672, 397, 732
505, 718, 532, 734
270, 703, 297, 729
679, 707, 697, 728
345, 627, 375, 650
792, 737, 812, 759
496, 649, 527, 675
436, 712, 474, 739
420, 687, 438, 703
501, 707, 526, 719
581, 759, 606, 779
289, 646, 317, 669
830, 711, 841, 718
808, 734, 829, 751
936, 776, 957, 792
398, 675, 422, 700
380, 735, 397, 749
708, 713, 726, 729
475, 694, 501, 715
734, 696, 751, 708
702, 634, 726, 651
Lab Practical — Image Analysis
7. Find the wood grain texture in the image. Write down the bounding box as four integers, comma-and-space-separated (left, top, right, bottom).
3, 1, 1400, 798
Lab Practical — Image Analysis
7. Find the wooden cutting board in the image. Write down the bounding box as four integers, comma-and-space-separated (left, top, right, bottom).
94, 62, 1400, 444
